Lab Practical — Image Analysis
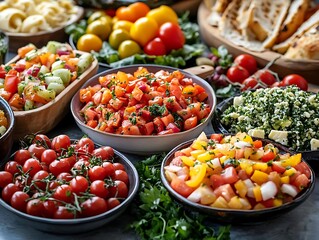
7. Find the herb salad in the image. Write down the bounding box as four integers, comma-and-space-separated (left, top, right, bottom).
220, 86, 319, 151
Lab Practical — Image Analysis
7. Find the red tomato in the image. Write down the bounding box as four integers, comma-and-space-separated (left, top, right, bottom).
292, 174, 310, 190
294, 162, 311, 178
81, 197, 108, 217
14, 149, 31, 165
113, 162, 125, 171
143, 37, 167, 56
43, 199, 58, 218
213, 184, 236, 202
51, 135, 71, 152
49, 159, 71, 177
70, 176, 89, 195
271, 162, 286, 174
90, 180, 109, 198
89, 166, 108, 182
170, 177, 195, 198
53, 184, 74, 203
33, 134, 51, 148
23, 158, 42, 177
109, 180, 128, 198
234, 54, 257, 75
28, 144, 46, 160
4, 161, 20, 175
255, 70, 276, 86
2, 183, 21, 203
26, 199, 44, 216
10, 191, 29, 212
107, 198, 121, 210
92, 146, 114, 160
210, 174, 224, 189
56, 172, 72, 182
4, 70, 19, 93
76, 137, 95, 154
32, 170, 49, 190
226, 65, 250, 83
158, 22, 185, 52
0, 171, 13, 188
53, 206, 76, 219
102, 161, 116, 177
261, 150, 276, 162
220, 166, 239, 184
281, 74, 308, 91
210, 133, 223, 143
241, 77, 258, 91
41, 149, 57, 166
113, 169, 129, 186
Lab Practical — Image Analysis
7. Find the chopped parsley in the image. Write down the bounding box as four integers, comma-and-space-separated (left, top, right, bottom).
149, 104, 166, 117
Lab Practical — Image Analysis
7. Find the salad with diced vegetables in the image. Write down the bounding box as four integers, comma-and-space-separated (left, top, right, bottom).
0, 109, 7, 136
220, 86, 319, 151
164, 132, 312, 210
0, 41, 94, 111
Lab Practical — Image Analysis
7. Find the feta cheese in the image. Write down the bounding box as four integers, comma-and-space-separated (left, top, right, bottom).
268, 130, 288, 145
248, 129, 265, 138
310, 138, 319, 150
233, 95, 243, 106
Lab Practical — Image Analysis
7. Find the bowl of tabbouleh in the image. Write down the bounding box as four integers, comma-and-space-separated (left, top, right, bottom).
212, 86, 319, 161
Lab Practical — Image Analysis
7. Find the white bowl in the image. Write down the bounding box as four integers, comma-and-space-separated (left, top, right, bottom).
71, 64, 217, 155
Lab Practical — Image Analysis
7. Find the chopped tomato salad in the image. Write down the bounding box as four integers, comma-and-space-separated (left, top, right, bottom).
79, 67, 211, 135
164, 132, 312, 210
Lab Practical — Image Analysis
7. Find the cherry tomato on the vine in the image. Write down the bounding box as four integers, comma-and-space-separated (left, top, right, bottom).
255, 69, 277, 86
226, 65, 250, 83
51, 135, 71, 153
234, 54, 258, 75
281, 74, 308, 91
241, 77, 259, 91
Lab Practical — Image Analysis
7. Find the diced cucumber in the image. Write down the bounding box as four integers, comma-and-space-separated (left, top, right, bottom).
25, 49, 38, 61
51, 60, 66, 71
24, 99, 34, 110
46, 41, 63, 54
18, 82, 27, 95
39, 65, 50, 74
52, 69, 71, 86
47, 82, 65, 94
44, 76, 63, 85
0, 126, 6, 136
77, 53, 94, 74
36, 88, 56, 101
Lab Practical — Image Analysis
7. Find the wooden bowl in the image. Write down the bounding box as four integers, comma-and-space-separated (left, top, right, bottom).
8, 51, 99, 141
5, 6, 84, 52
197, 2, 319, 85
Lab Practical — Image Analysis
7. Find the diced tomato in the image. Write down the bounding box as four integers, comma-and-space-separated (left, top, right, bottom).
107, 112, 121, 128
289, 171, 301, 184
184, 116, 198, 131
158, 129, 174, 135
8, 93, 24, 110
139, 109, 152, 122
170, 177, 195, 198
132, 86, 144, 101
221, 166, 239, 184
260, 198, 274, 208
153, 117, 165, 133
237, 169, 249, 180
4, 70, 19, 93
271, 162, 286, 174
92, 91, 102, 105
169, 84, 183, 100
109, 98, 124, 110
87, 120, 98, 128
292, 174, 310, 190
80, 89, 92, 103
127, 125, 141, 135
84, 108, 98, 121
213, 183, 236, 202
210, 174, 224, 189
261, 150, 276, 162
0, 66, 6, 78
143, 122, 154, 135
253, 140, 263, 148
161, 114, 174, 127
177, 108, 192, 120
166, 123, 181, 133
163, 96, 182, 112
294, 162, 311, 178
210, 133, 223, 143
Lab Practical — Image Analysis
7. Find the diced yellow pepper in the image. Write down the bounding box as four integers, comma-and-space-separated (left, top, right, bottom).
280, 175, 290, 184
228, 196, 243, 209
242, 135, 253, 144
211, 196, 228, 209
186, 164, 207, 188
191, 140, 208, 150
197, 151, 212, 162
181, 156, 195, 167
283, 167, 297, 177
190, 149, 206, 159
253, 186, 262, 202
240, 160, 254, 175
281, 153, 302, 167
252, 162, 268, 172
209, 149, 220, 158
249, 149, 264, 160
234, 180, 248, 198
273, 198, 283, 207
251, 170, 269, 185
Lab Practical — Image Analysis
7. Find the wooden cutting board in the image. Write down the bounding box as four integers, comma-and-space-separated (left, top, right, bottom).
197, 2, 319, 86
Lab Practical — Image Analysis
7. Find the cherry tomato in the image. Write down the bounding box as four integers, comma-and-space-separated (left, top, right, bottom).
32, 170, 49, 190
92, 146, 114, 160
41, 149, 57, 166
143, 37, 167, 56
4, 161, 20, 175
51, 135, 71, 153
56, 172, 73, 182
255, 69, 277, 86
113, 162, 125, 171
10, 191, 29, 212
70, 176, 89, 195
241, 77, 258, 91
81, 197, 108, 217
109, 180, 128, 198
76, 137, 95, 154
281, 74, 308, 91
53, 184, 74, 203
234, 54, 258, 75
0, 171, 13, 188
113, 170, 129, 186
90, 180, 109, 198
158, 22, 185, 52
107, 198, 121, 210
102, 161, 116, 177
33, 134, 51, 148
26, 199, 44, 216
49, 159, 71, 177
14, 149, 31, 165
2, 183, 21, 203
28, 144, 46, 160
53, 206, 76, 219
23, 158, 42, 177
43, 199, 58, 218
226, 66, 250, 83
88, 166, 108, 182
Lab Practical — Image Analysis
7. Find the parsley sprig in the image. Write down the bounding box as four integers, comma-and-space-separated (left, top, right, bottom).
131, 154, 231, 240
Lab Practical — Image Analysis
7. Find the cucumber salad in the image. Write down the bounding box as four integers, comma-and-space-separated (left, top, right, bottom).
220, 86, 319, 151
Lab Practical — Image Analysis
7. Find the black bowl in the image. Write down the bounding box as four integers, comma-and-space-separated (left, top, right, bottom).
212, 96, 319, 164
0, 144, 139, 234
160, 135, 316, 224
0, 96, 14, 166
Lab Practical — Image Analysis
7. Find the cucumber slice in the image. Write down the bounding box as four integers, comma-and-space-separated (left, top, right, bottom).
52, 69, 71, 86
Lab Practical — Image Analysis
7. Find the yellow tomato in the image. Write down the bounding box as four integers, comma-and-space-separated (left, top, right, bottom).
77, 34, 102, 52
146, 5, 178, 27
113, 20, 133, 33
118, 40, 141, 59
99, 15, 113, 28
86, 20, 111, 41
87, 11, 107, 24
130, 17, 158, 47
108, 29, 131, 50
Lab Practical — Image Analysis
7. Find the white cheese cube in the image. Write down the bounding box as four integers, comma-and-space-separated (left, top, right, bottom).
233, 96, 243, 106
268, 130, 288, 145
248, 129, 265, 139
310, 138, 319, 150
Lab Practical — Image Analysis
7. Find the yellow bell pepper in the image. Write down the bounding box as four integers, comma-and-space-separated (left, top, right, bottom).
190, 149, 206, 159
181, 156, 195, 167
197, 151, 212, 162
281, 153, 302, 167
251, 170, 269, 185
186, 164, 207, 188
191, 140, 208, 150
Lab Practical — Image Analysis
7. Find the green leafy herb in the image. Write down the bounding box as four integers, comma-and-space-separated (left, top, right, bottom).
131, 154, 231, 240
149, 104, 166, 117
210, 46, 233, 68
